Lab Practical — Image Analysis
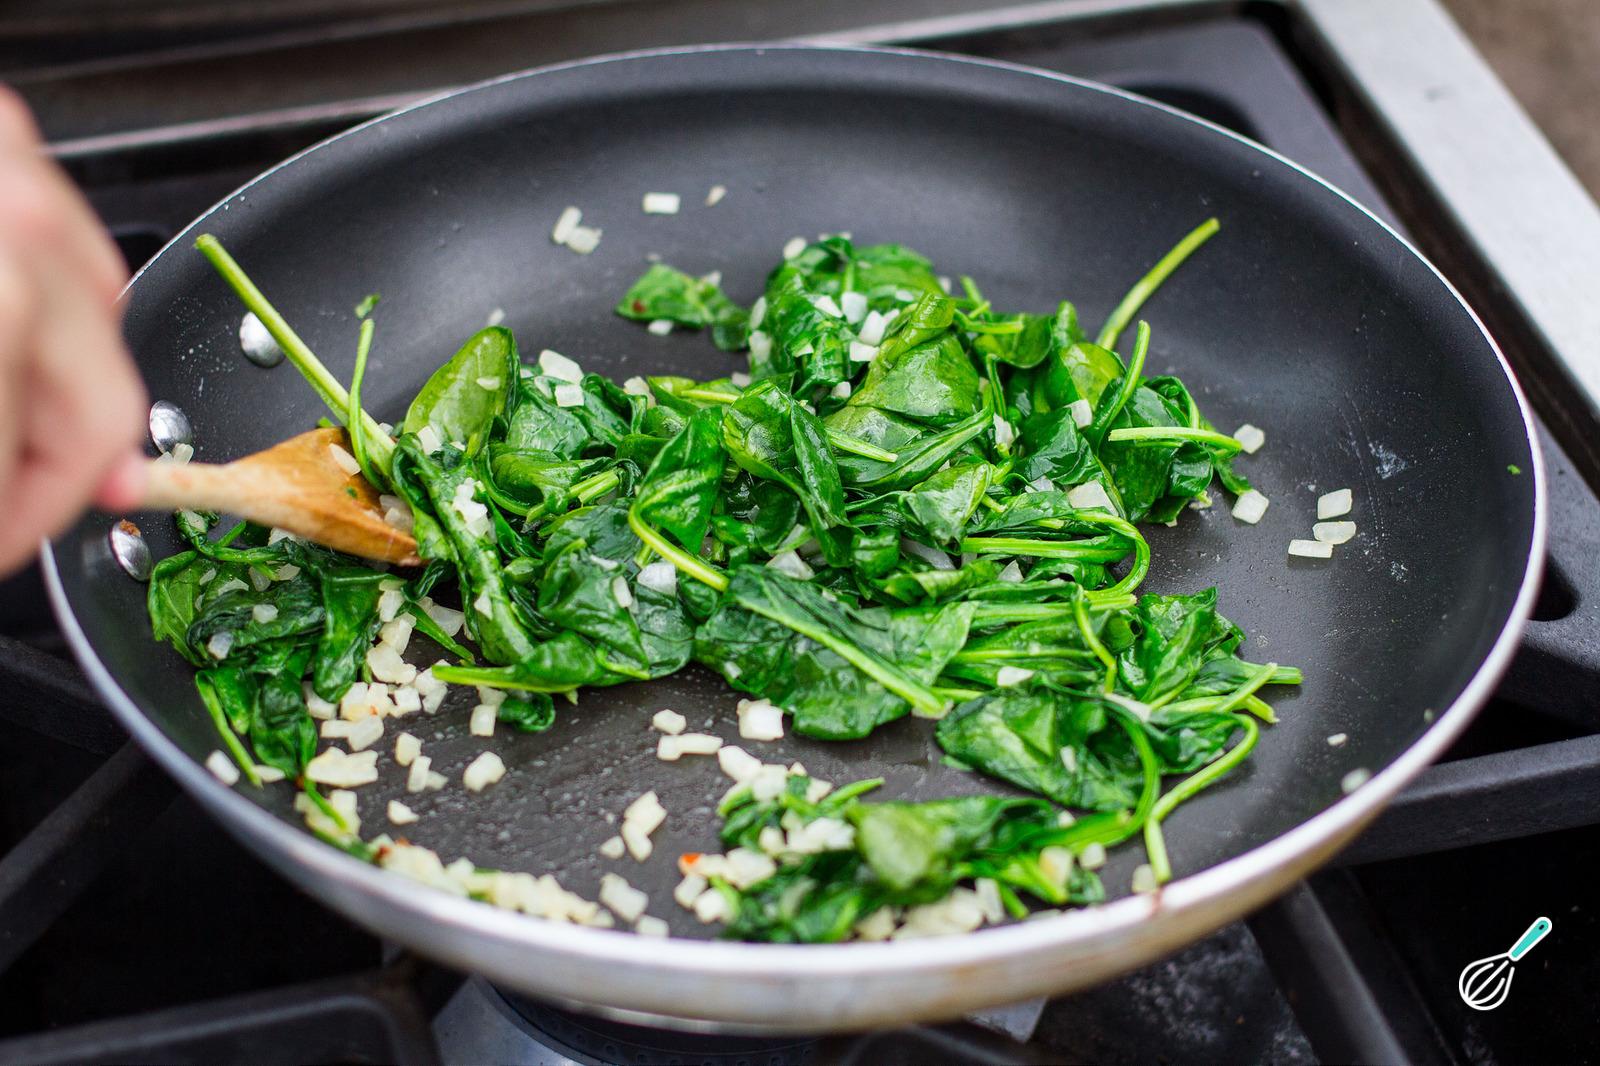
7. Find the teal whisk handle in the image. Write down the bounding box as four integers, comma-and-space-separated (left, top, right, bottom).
1509, 917, 1553, 961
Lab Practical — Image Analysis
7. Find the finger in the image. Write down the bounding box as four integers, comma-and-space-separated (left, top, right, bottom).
0, 86, 42, 148
0, 140, 126, 305
93, 450, 149, 513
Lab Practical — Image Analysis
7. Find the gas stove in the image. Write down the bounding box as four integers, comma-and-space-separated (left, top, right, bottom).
3, 2, 1599, 1063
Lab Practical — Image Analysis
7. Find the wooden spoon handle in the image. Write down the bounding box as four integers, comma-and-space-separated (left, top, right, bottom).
139, 458, 253, 514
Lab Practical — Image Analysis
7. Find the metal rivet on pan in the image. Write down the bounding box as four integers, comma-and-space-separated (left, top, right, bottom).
109, 519, 152, 582
148, 399, 192, 454
239, 311, 284, 367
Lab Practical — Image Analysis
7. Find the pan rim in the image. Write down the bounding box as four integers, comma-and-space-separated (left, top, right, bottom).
43, 41, 1547, 1026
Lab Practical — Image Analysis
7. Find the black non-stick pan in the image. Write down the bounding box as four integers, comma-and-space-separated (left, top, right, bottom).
44, 45, 1543, 1031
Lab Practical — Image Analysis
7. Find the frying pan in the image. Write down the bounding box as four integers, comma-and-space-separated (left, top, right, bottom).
44, 45, 1543, 1031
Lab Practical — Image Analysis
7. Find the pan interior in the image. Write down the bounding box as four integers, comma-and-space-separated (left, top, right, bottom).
54, 48, 1537, 939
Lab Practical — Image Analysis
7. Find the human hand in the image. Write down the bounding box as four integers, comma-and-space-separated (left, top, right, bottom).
0, 87, 145, 576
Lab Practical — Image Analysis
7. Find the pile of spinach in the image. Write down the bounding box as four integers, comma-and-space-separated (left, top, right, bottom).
146, 220, 1297, 933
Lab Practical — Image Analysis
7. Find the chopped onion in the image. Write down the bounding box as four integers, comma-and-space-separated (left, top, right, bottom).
1341, 767, 1371, 793
538, 348, 583, 382
647, 319, 674, 336
564, 224, 601, 254
782, 236, 807, 260
651, 709, 687, 735
811, 294, 843, 319
1131, 863, 1159, 894
656, 736, 683, 761
1067, 481, 1115, 513
205, 750, 240, 785
305, 747, 379, 788
674, 873, 707, 909
622, 375, 650, 396
692, 887, 730, 924
598, 835, 625, 859
475, 375, 501, 390
462, 751, 506, 792
1313, 520, 1356, 545
674, 733, 723, 756
1079, 842, 1107, 870
1068, 399, 1094, 428
366, 643, 416, 685
388, 800, 419, 825
840, 291, 868, 323
598, 873, 649, 923
1327, 733, 1348, 747
346, 716, 384, 752
327, 442, 362, 477
900, 538, 954, 570
553, 382, 586, 408
635, 915, 669, 937
717, 744, 763, 783
469, 704, 496, 737
637, 561, 678, 595
831, 380, 852, 400
992, 414, 1015, 448
1231, 489, 1270, 525
766, 550, 814, 580
406, 755, 432, 793
251, 603, 278, 625
395, 732, 421, 766
1318, 488, 1353, 520
749, 330, 772, 363
1288, 538, 1333, 559
736, 698, 785, 741
611, 575, 634, 608
996, 666, 1035, 687
1233, 423, 1266, 454
857, 310, 889, 346
854, 907, 898, 941
705, 184, 727, 206
621, 822, 654, 861
206, 631, 234, 660
551, 205, 582, 244
642, 192, 680, 214
998, 560, 1025, 583
848, 339, 878, 363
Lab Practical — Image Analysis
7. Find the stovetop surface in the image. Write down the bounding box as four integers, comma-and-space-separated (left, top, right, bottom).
3, 6, 1598, 1065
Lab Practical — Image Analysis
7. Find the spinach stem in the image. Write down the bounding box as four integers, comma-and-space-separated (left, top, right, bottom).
195, 234, 394, 475
1144, 713, 1260, 883
346, 318, 389, 491
627, 506, 728, 591
1106, 426, 1242, 454
573, 468, 621, 504
1097, 217, 1220, 350
826, 431, 898, 463
1073, 590, 1118, 693
1087, 320, 1150, 447
196, 674, 261, 787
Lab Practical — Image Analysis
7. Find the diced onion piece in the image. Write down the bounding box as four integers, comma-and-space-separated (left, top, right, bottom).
380, 613, 415, 653
811, 294, 843, 319
1068, 399, 1094, 428
992, 414, 1015, 448
705, 184, 727, 206
857, 310, 889, 345
724, 847, 777, 888
305, 684, 337, 720
327, 442, 362, 477
848, 340, 878, 362
1341, 767, 1371, 793
656, 736, 683, 761
717, 744, 763, 783
611, 575, 634, 608
622, 375, 650, 397
388, 800, 419, 825
254, 765, 285, 783
470, 704, 496, 737
766, 550, 814, 580
1318, 488, 1353, 520
1288, 538, 1334, 559
395, 732, 421, 766
748, 330, 772, 363
551, 205, 581, 244
598, 873, 649, 923
675, 733, 723, 756
598, 835, 625, 859
1327, 733, 1348, 747
377, 588, 405, 623
652, 709, 687, 735
553, 382, 586, 408
901, 538, 954, 570
421, 599, 464, 637
621, 823, 654, 861
692, 887, 730, 924
206, 631, 234, 660
305, 747, 379, 788
855, 908, 898, 941
367, 643, 417, 685
251, 603, 278, 625
564, 224, 601, 254
205, 750, 240, 785
736, 698, 785, 741
782, 236, 807, 260
636, 561, 678, 595
996, 666, 1035, 687
1233, 423, 1266, 454
647, 319, 674, 336
1131, 863, 1159, 894
998, 561, 1025, 583
831, 380, 852, 400
537, 348, 583, 382
1067, 481, 1115, 513
975, 878, 1006, 924
840, 291, 868, 323
730, 371, 752, 387
674, 873, 707, 909
346, 716, 384, 752
1079, 842, 1108, 870
1313, 520, 1356, 545
635, 915, 669, 937
1231, 489, 1270, 525
642, 192, 681, 214
475, 376, 501, 390
406, 755, 432, 793
392, 686, 421, 714
462, 751, 506, 792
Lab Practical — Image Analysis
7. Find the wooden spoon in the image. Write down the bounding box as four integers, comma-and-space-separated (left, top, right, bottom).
136, 428, 421, 565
